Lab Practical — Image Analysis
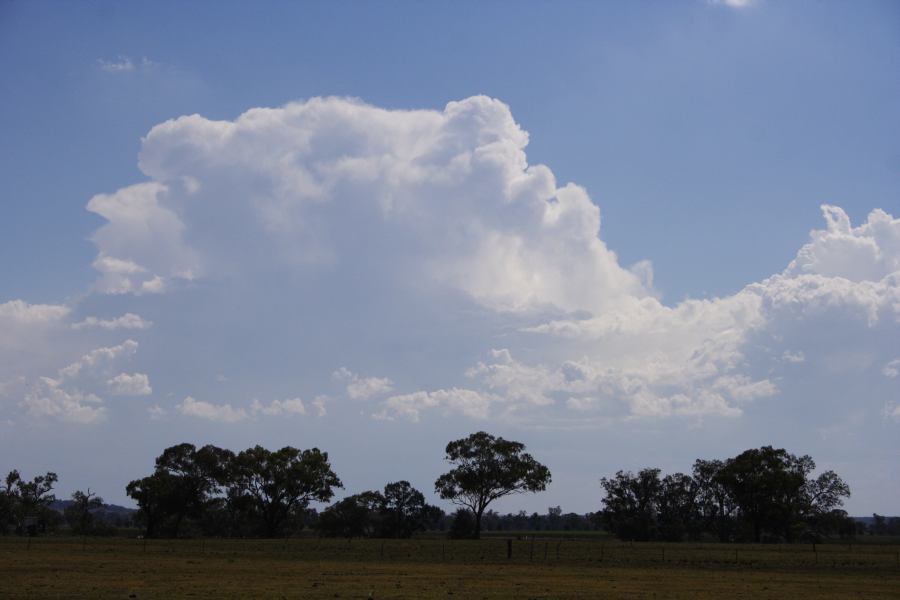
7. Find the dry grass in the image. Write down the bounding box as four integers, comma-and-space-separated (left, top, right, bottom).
1, 536, 898, 599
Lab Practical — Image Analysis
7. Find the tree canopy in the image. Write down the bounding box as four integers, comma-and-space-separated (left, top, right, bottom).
127, 443, 341, 538
599, 446, 852, 543
316, 480, 440, 539
0, 470, 58, 535
230, 445, 342, 537
434, 431, 551, 539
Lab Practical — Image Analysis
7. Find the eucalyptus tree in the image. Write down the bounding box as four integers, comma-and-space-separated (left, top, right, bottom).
65, 489, 103, 534
434, 431, 550, 539
229, 445, 342, 537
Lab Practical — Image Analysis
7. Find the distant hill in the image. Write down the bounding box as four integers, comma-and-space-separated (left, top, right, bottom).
50, 500, 137, 526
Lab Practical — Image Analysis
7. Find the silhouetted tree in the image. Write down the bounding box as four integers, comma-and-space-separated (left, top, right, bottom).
599, 468, 661, 541
156, 443, 232, 536
0, 471, 20, 535
229, 446, 342, 537
316, 491, 384, 538
11, 471, 57, 535
381, 480, 432, 538
657, 473, 698, 541
316, 481, 440, 539
434, 431, 550, 539
65, 489, 103, 534
717, 446, 814, 542
692, 459, 734, 542
126, 471, 178, 538
447, 507, 475, 539
599, 447, 851, 543
422, 504, 446, 532
127, 443, 234, 537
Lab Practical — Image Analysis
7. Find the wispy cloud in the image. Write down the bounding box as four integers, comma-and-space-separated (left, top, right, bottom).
707, 0, 756, 8
97, 55, 157, 74
250, 397, 306, 416
98, 55, 134, 73
72, 313, 152, 331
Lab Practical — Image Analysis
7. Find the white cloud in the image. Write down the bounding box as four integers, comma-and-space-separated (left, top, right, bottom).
0, 300, 70, 324
83, 96, 651, 315
22, 377, 106, 424
106, 372, 152, 396
87, 182, 196, 295
707, 0, 756, 8
250, 397, 306, 416
0, 300, 72, 372
72, 313, 153, 331
882, 359, 900, 379
147, 404, 167, 420
74, 96, 900, 427
377, 388, 498, 422
97, 55, 158, 74
178, 396, 248, 423
59, 340, 139, 379
333, 367, 394, 400
466, 349, 559, 408
782, 351, 806, 364
311, 395, 328, 417
98, 55, 134, 73
786, 206, 900, 283
373, 206, 898, 423
6, 337, 148, 424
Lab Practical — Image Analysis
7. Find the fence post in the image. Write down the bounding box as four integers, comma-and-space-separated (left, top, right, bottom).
506, 539, 512, 559
529, 536, 534, 561
556, 541, 561, 560
543, 541, 548, 561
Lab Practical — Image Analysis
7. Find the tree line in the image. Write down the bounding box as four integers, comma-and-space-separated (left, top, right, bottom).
598, 446, 855, 543
123, 431, 548, 540
2, 434, 891, 542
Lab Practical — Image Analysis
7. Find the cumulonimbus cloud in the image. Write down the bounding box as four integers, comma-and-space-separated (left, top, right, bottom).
74, 96, 900, 424
5, 96, 898, 428
89, 96, 651, 315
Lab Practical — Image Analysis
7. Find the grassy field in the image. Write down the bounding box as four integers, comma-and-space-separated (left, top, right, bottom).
1, 535, 898, 599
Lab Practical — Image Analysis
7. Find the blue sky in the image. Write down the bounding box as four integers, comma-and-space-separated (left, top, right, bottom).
1, 0, 898, 514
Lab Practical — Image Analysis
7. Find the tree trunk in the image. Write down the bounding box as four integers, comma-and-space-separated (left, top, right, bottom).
474, 507, 484, 540
173, 512, 184, 538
